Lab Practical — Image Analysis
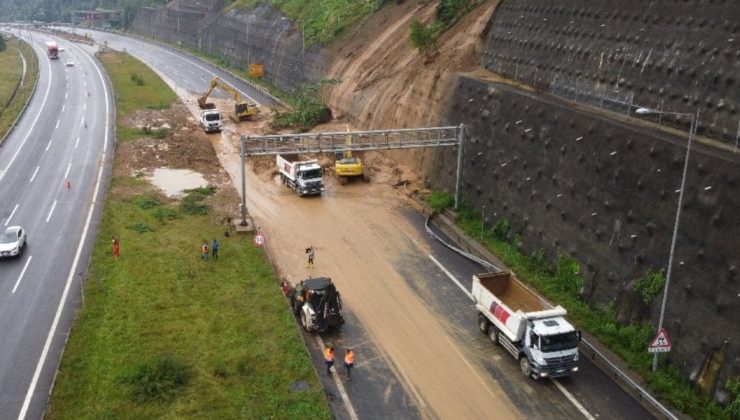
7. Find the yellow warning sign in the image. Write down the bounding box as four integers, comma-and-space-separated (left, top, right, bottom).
248, 64, 264, 78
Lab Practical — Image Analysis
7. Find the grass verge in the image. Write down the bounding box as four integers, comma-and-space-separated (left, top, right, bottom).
46, 52, 330, 418
0, 36, 39, 142
428, 192, 738, 420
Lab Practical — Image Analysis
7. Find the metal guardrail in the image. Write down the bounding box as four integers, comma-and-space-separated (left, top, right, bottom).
423, 212, 679, 420
241, 126, 461, 156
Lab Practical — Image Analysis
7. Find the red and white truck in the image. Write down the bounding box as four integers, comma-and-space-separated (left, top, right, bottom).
276, 154, 324, 196
473, 271, 580, 379
46, 42, 59, 59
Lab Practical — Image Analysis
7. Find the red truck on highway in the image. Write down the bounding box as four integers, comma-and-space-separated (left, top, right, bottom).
46, 42, 59, 59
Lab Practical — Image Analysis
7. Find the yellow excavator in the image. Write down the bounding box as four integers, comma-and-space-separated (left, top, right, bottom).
198, 76, 259, 121
334, 125, 367, 184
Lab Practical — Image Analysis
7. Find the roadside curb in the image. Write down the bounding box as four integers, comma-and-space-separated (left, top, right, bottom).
0, 38, 40, 148
417, 200, 681, 420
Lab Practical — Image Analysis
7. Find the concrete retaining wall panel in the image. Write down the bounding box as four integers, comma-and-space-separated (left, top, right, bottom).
483, 0, 740, 146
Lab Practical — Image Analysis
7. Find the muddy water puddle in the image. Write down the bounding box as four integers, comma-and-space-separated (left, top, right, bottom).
148, 168, 207, 197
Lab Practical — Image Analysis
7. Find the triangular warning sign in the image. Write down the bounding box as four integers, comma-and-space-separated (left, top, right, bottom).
648, 328, 672, 353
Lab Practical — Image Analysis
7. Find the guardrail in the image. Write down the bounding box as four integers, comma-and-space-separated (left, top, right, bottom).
423, 210, 680, 420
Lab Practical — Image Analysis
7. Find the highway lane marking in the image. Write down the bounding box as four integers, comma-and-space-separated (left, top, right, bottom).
61, 104, 65, 112
428, 254, 475, 300
5, 203, 18, 226
83, 103, 86, 111
45, 137, 53, 152
11, 256, 32, 294
17, 40, 114, 420
553, 379, 595, 420
55, 120, 60, 130
18, 155, 107, 419
0, 49, 53, 182
30, 166, 39, 182
314, 335, 359, 420
74, 136, 80, 149
64, 162, 71, 179
45, 200, 57, 223
428, 254, 596, 420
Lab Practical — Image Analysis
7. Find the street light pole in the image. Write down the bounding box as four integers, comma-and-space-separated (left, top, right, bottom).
636, 107, 699, 372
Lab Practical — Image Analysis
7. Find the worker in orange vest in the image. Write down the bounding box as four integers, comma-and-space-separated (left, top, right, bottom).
325, 346, 335, 375
344, 349, 354, 378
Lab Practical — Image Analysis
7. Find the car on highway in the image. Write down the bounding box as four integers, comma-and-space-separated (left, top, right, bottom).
0, 226, 27, 258
58, 45, 66, 52
65, 60, 74, 67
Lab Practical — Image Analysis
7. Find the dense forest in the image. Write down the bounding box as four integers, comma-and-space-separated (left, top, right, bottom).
0, 0, 168, 24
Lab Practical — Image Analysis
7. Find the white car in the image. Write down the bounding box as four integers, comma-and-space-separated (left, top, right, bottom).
0, 226, 27, 258
65, 60, 74, 67
58, 45, 66, 52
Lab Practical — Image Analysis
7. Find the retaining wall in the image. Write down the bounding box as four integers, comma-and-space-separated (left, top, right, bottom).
433, 77, 740, 400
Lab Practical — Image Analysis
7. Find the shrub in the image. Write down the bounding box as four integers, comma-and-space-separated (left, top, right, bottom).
134, 196, 161, 209
492, 217, 509, 240
436, 0, 471, 27
180, 186, 216, 215
427, 191, 454, 212
555, 255, 582, 296
633, 269, 665, 304
153, 127, 170, 139
153, 206, 179, 222
270, 84, 332, 131
124, 355, 191, 402
127, 222, 155, 233
409, 19, 436, 54
130, 72, 145, 86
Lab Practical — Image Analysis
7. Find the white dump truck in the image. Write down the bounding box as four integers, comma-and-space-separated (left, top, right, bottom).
473, 271, 580, 379
200, 109, 222, 133
276, 154, 324, 196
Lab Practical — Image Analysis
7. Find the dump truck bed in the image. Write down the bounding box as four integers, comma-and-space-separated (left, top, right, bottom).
475, 271, 549, 313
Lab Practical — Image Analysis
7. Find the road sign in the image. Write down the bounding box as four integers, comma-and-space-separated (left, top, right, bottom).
648, 328, 672, 353
248, 63, 264, 77
253, 232, 266, 247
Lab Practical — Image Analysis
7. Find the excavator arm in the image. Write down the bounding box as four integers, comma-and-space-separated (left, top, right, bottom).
197, 77, 259, 120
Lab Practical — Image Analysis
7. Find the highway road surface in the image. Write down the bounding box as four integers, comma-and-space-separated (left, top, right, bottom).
0, 28, 114, 419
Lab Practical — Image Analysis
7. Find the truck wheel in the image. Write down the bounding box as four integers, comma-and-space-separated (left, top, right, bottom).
520, 357, 533, 378
300, 311, 311, 332
489, 328, 500, 346
477, 314, 489, 334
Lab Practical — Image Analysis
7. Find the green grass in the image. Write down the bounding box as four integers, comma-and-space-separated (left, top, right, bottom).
429, 192, 738, 420
46, 51, 330, 419
0, 37, 38, 141
100, 50, 176, 142
230, 0, 389, 46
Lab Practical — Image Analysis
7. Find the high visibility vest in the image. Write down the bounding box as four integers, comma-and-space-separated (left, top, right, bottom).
325, 349, 334, 362
344, 351, 354, 364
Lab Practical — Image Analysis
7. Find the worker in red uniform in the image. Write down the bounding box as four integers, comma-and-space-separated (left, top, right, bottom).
325, 346, 335, 376
344, 349, 354, 378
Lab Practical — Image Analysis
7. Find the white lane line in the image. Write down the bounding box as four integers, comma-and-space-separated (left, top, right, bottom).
63, 162, 71, 179
64, 92, 67, 99
55, 120, 60, 130
83, 103, 86, 111
29, 166, 40, 182
45, 200, 57, 223
429, 254, 596, 420
5, 204, 18, 226
74, 136, 80, 149
12, 256, 32, 294
83, 81, 86, 87
61, 104, 65, 112
0, 52, 52, 182
314, 335, 359, 420
18, 153, 107, 420
553, 379, 596, 420
428, 254, 475, 301
17, 41, 113, 420
45, 137, 53, 151
80, 117, 85, 127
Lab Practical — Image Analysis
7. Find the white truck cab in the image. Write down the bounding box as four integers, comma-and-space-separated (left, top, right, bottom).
200, 109, 222, 133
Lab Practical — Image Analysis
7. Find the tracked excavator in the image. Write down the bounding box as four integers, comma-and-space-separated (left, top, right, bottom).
334, 125, 368, 184
197, 76, 259, 121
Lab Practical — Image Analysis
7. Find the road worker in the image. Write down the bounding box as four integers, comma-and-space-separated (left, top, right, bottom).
325, 346, 335, 375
